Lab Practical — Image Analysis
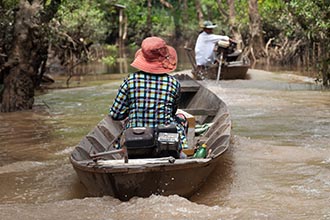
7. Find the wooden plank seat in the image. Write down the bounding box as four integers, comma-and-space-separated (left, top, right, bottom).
181, 108, 218, 116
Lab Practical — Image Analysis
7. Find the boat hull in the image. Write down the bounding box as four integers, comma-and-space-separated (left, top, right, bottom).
192, 62, 250, 80
71, 155, 222, 201
218, 64, 250, 80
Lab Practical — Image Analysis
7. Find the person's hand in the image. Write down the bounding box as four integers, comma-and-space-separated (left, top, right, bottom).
223, 35, 230, 41
121, 117, 129, 127
229, 38, 238, 43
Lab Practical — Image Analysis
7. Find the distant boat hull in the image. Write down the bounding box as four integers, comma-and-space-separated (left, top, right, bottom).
193, 61, 250, 80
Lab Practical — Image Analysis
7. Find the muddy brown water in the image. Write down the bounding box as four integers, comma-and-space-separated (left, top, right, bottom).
0, 69, 329, 220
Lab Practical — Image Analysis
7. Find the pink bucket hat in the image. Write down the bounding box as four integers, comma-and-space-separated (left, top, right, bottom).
131, 37, 177, 74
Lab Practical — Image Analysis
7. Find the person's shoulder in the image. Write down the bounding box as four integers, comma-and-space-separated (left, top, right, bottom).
197, 31, 206, 37
127, 71, 144, 79
167, 74, 181, 85
129, 71, 142, 76
121, 72, 141, 86
167, 73, 177, 80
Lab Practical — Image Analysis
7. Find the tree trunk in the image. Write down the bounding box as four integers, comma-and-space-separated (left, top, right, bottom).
227, 0, 243, 50
182, 0, 188, 26
1, 69, 35, 111
320, 40, 330, 87
1, 1, 39, 112
195, 0, 204, 26
173, 1, 183, 41
146, 0, 152, 36
0, 0, 61, 112
248, 0, 265, 61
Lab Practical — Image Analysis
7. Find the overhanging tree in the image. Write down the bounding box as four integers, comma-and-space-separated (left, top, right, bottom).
0, 0, 61, 112
285, 0, 330, 86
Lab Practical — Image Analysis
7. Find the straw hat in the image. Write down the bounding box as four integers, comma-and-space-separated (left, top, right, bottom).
131, 37, 177, 74
201, 20, 217, 29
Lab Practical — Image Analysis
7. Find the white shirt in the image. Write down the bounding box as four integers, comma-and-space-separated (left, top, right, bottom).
194, 32, 229, 66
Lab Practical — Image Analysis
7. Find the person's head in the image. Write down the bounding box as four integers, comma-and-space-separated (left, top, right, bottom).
201, 20, 217, 34
131, 36, 177, 74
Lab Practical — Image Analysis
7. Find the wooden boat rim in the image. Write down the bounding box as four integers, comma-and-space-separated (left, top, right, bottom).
70, 143, 228, 174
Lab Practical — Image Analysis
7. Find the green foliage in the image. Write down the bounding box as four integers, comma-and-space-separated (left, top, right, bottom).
200, 0, 227, 30
0, 1, 16, 67
114, 0, 176, 42
100, 45, 117, 66
259, 0, 286, 27
234, 0, 250, 26
1, 0, 19, 9
56, 0, 107, 43
258, 0, 294, 41
286, 0, 330, 85
287, 0, 330, 40
101, 56, 117, 66
1, 0, 330, 86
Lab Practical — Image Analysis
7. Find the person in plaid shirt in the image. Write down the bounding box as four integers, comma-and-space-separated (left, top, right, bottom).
109, 37, 188, 157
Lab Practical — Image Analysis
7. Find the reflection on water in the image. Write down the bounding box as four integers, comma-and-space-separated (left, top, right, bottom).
67, 47, 193, 76
1, 69, 330, 220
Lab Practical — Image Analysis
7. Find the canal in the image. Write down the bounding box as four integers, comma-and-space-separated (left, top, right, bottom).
0, 68, 329, 220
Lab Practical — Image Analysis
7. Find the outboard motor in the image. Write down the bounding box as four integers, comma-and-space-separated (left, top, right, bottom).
123, 127, 156, 158
215, 39, 240, 62
156, 124, 180, 158
123, 124, 180, 159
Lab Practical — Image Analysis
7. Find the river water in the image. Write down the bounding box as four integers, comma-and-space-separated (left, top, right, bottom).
0, 69, 329, 220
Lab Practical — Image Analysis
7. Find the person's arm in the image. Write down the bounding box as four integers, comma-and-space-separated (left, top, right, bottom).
207, 34, 229, 43
109, 79, 129, 121
172, 82, 181, 116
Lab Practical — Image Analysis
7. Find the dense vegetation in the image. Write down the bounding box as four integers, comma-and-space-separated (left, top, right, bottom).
0, 0, 330, 112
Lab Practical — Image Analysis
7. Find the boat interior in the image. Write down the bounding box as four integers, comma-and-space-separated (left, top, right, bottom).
70, 75, 231, 164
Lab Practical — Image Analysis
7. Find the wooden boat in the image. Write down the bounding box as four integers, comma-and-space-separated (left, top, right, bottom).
185, 40, 250, 80
69, 75, 231, 201
191, 61, 250, 80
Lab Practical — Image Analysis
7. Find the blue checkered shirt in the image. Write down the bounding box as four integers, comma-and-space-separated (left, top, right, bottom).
109, 71, 188, 149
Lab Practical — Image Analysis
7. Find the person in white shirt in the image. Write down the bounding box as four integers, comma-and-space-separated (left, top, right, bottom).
195, 20, 229, 67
